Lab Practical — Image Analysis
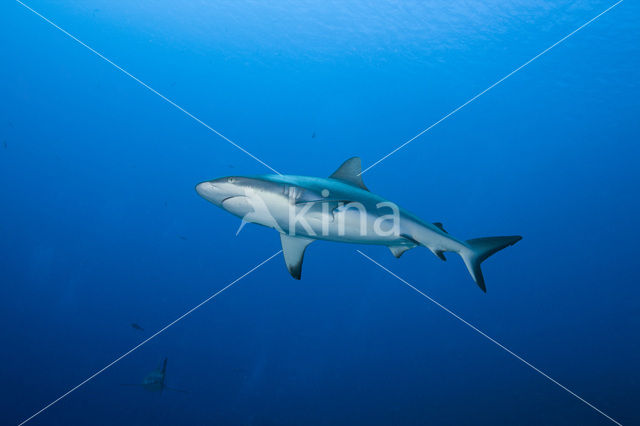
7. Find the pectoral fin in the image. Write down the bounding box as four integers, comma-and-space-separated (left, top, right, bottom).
235, 219, 249, 236
280, 234, 315, 279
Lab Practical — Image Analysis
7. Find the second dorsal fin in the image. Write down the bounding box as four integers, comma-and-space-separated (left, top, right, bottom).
329, 157, 369, 191
433, 222, 447, 233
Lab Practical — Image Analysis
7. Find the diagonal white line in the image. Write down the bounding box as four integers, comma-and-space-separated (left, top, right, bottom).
18, 250, 283, 426
359, 0, 624, 176
357, 250, 622, 426
15, 0, 282, 176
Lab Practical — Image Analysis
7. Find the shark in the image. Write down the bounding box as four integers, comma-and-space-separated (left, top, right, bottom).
141, 358, 168, 393
122, 358, 187, 394
196, 157, 521, 292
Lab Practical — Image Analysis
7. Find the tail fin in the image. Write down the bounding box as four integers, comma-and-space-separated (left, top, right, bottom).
460, 236, 522, 292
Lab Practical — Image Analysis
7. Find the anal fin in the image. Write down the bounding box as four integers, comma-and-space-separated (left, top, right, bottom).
435, 250, 447, 261
427, 246, 447, 261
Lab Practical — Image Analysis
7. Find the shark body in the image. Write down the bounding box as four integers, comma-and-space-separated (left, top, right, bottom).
196, 157, 521, 292
142, 358, 168, 392
122, 358, 187, 394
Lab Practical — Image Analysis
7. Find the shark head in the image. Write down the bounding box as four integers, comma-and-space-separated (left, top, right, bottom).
195, 176, 254, 207
196, 176, 285, 233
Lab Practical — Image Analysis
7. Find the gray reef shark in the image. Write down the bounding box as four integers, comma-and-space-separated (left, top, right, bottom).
141, 358, 168, 392
122, 358, 187, 393
196, 157, 521, 292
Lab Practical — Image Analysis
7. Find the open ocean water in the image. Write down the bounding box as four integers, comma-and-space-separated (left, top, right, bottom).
1, 1, 639, 425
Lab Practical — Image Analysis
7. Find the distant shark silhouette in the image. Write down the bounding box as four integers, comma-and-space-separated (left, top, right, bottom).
196, 157, 522, 292
121, 358, 188, 394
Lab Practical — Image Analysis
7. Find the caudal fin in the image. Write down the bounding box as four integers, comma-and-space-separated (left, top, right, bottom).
460, 236, 522, 292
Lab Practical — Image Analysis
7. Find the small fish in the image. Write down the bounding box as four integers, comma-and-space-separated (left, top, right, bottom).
131, 323, 144, 331
311, 131, 316, 139
178, 235, 187, 241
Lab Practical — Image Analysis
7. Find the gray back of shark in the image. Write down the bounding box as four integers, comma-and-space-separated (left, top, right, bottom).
196, 157, 521, 292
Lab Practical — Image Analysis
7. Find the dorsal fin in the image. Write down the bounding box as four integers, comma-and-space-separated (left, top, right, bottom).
329, 157, 369, 191
280, 234, 314, 279
433, 222, 447, 233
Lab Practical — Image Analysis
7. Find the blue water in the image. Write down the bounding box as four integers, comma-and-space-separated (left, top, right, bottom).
1, 1, 639, 425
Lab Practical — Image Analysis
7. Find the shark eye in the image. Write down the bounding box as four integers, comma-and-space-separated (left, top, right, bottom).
228, 177, 235, 183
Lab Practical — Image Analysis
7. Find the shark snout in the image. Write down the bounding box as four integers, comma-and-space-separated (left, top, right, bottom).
196, 176, 263, 207
195, 181, 226, 204
196, 179, 244, 206
195, 181, 216, 197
